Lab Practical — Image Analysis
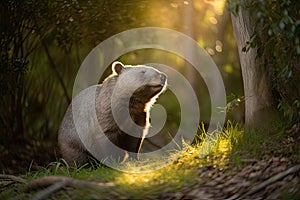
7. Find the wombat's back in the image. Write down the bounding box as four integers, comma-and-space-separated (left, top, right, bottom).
58, 85, 102, 166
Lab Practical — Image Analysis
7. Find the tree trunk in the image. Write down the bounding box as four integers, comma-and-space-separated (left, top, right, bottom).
231, 1, 277, 128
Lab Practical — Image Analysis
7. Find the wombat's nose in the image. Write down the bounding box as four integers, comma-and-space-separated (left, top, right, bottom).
160, 73, 167, 84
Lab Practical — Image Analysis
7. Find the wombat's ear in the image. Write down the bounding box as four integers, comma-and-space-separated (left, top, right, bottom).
112, 61, 124, 75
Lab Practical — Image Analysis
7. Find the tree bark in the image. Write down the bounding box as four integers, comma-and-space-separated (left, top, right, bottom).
231, 1, 277, 128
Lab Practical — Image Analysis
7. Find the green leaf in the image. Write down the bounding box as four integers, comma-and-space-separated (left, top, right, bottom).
279, 21, 285, 29
268, 29, 273, 36
296, 46, 300, 55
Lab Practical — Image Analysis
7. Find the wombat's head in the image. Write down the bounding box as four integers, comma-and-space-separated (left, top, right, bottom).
112, 61, 167, 101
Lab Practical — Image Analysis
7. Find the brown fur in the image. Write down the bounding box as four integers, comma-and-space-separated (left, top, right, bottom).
58, 62, 167, 166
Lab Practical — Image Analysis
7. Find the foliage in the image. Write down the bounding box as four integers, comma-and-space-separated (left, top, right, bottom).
0, 0, 107, 143
2, 122, 300, 199
1, 0, 242, 148
228, 0, 300, 125
0, 1, 33, 141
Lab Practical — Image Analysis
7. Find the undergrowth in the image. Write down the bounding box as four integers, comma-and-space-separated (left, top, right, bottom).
22, 122, 244, 198
2, 121, 296, 199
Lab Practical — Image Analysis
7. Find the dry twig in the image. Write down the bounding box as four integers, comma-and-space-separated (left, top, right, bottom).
228, 164, 300, 200
31, 181, 66, 200
0, 174, 26, 184
24, 175, 115, 192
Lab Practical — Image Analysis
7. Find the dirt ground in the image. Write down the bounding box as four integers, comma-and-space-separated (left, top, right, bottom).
1, 125, 300, 199
0, 138, 58, 175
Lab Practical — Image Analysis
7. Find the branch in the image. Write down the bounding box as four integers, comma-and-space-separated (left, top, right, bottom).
0, 174, 27, 184
24, 176, 115, 192
228, 164, 300, 200
31, 181, 66, 200
41, 39, 71, 104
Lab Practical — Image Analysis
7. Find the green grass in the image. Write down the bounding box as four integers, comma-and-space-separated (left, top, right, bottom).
228, 116, 300, 168
20, 122, 242, 199
2, 121, 297, 199
23, 146, 203, 198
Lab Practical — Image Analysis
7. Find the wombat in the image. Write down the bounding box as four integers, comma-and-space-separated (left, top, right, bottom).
58, 61, 167, 167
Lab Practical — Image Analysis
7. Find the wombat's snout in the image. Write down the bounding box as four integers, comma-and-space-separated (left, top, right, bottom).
160, 73, 167, 85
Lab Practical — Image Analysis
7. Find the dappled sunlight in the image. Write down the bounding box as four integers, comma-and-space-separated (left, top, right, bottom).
111, 123, 245, 196
116, 171, 162, 187
197, 122, 245, 167
112, 155, 197, 196
201, 0, 227, 15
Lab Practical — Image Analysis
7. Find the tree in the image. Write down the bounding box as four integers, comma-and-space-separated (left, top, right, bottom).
0, 1, 34, 139
0, 0, 100, 143
1, 0, 184, 144
230, 0, 276, 127
229, 0, 300, 128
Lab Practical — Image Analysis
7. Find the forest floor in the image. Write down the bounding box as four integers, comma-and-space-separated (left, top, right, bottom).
1, 123, 300, 199
0, 138, 58, 175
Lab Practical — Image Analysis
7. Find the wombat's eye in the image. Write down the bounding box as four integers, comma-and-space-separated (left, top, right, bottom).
140, 70, 146, 74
